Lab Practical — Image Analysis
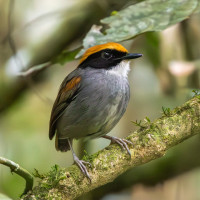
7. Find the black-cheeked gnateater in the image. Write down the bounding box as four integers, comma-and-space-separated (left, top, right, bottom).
49, 42, 142, 180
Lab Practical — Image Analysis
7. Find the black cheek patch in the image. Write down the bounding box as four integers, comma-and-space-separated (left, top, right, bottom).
78, 49, 127, 69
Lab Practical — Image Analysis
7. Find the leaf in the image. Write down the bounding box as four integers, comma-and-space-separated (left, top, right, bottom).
77, 0, 199, 58
52, 47, 81, 65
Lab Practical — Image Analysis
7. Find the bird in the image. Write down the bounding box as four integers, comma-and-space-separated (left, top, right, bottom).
49, 42, 142, 180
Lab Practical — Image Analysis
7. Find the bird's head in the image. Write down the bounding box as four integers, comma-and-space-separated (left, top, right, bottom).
78, 42, 142, 70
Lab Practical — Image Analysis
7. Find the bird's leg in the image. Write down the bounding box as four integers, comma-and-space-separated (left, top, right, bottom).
102, 135, 133, 157
67, 139, 91, 182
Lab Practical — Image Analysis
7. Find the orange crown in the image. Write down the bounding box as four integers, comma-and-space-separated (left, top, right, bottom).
80, 42, 128, 64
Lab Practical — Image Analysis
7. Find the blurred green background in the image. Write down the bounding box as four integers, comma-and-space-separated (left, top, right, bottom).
0, 0, 200, 199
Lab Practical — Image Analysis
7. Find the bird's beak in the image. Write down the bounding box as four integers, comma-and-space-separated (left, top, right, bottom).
122, 53, 143, 60
114, 53, 142, 61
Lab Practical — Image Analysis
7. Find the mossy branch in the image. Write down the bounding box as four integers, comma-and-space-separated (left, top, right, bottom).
22, 95, 200, 200
0, 157, 34, 195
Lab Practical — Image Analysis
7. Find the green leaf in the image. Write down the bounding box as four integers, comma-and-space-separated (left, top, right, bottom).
52, 47, 81, 65
33, 168, 45, 179
77, 0, 199, 58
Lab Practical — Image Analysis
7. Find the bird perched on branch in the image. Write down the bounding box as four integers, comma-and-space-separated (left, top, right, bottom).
49, 42, 142, 180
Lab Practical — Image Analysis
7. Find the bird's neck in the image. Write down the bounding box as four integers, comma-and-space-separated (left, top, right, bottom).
106, 60, 130, 78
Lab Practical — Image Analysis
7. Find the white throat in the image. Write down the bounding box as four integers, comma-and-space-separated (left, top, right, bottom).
107, 60, 130, 78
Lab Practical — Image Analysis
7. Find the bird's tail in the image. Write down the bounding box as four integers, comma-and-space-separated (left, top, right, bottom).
55, 134, 70, 152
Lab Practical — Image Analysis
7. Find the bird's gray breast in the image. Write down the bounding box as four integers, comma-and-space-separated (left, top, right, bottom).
57, 68, 130, 139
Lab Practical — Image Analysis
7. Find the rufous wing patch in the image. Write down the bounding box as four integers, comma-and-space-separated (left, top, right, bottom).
80, 42, 128, 64
62, 76, 81, 92
49, 76, 81, 140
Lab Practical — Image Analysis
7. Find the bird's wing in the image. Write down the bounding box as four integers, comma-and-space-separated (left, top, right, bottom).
49, 75, 82, 140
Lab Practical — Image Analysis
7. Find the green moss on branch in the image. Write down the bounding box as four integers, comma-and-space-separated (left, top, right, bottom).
22, 96, 200, 200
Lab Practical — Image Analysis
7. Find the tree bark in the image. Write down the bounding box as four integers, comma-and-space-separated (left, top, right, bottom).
22, 95, 200, 200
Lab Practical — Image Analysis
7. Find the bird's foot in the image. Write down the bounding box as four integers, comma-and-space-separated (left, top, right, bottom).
102, 135, 133, 157
73, 155, 92, 182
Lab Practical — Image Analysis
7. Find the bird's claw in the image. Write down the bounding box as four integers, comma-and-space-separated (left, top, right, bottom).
103, 135, 133, 157
73, 156, 91, 182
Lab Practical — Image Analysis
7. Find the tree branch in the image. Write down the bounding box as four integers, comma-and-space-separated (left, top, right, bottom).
22, 95, 200, 200
16, 62, 52, 77
0, 157, 34, 195
85, 134, 200, 199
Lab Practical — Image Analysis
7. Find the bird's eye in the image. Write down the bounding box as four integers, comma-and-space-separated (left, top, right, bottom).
101, 51, 112, 60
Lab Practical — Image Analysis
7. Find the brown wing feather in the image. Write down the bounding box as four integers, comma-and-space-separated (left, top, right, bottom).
49, 76, 81, 140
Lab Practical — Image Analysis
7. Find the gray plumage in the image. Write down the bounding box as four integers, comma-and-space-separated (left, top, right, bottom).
50, 62, 130, 151
49, 42, 142, 180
